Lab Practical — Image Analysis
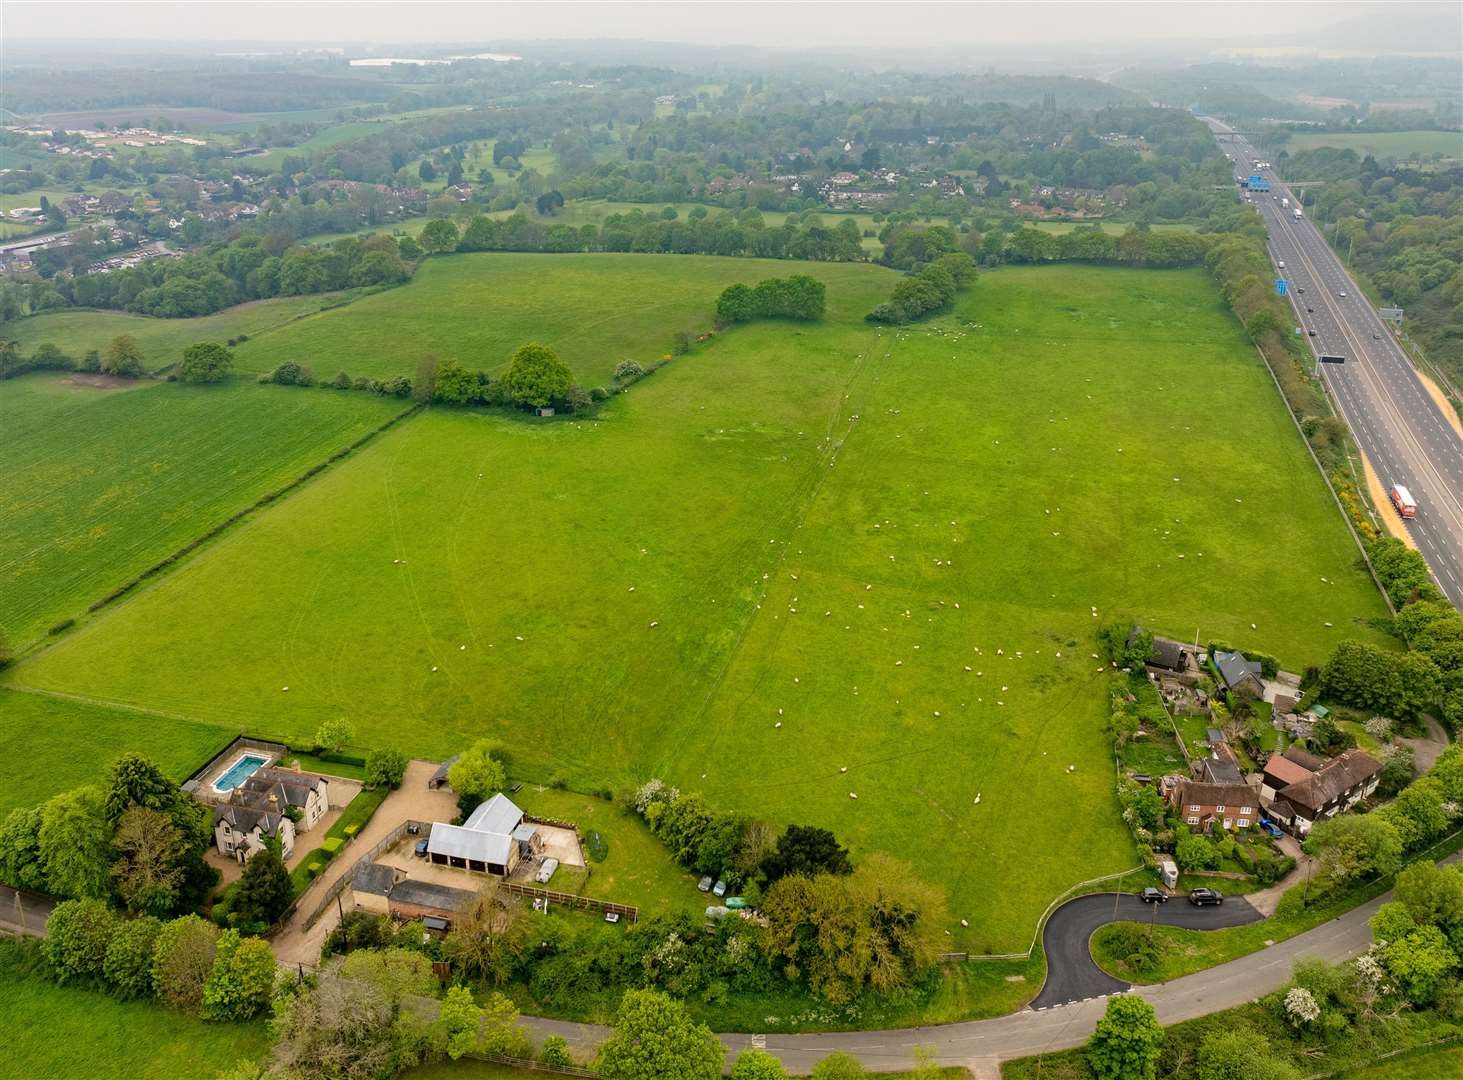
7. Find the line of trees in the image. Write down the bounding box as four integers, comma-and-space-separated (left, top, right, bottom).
867, 251, 977, 324
715, 274, 826, 324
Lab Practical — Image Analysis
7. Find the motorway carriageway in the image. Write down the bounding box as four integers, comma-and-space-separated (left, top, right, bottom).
1214, 123, 1463, 607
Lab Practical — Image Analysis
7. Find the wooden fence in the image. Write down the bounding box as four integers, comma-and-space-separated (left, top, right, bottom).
301, 818, 422, 930
500, 880, 638, 923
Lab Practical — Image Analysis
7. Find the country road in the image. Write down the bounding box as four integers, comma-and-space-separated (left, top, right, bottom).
1207, 118, 1463, 608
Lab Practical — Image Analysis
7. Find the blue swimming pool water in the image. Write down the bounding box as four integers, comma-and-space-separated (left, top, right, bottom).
215, 754, 268, 792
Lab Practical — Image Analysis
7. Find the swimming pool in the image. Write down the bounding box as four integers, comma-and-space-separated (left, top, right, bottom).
214, 754, 269, 793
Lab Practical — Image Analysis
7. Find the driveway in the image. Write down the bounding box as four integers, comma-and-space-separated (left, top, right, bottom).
1030, 892, 1262, 1008
271, 759, 457, 965
1399, 717, 1451, 774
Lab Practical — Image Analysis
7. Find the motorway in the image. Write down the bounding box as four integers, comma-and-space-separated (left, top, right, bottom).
1208, 119, 1463, 607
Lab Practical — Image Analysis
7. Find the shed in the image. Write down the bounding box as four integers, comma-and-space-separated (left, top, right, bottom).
387, 878, 476, 924
427, 755, 460, 790
1157, 857, 1178, 888
352, 862, 399, 915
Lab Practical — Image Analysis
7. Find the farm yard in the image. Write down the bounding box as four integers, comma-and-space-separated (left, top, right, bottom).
0, 373, 407, 646
4, 259, 1393, 951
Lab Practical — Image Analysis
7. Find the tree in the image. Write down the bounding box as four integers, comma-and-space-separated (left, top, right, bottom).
1087, 994, 1162, 1080
1381, 923, 1458, 1005
810, 1053, 864, 1079
1175, 831, 1220, 871
269, 966, 395, 1080
315, 717, 355, 753
419, 218, 459, 254
152, 913, 219, 1011
38, 786, 113, 899
419, 160, 437, 183
104, 753, 177, 823
339, 947, 436, 1005
444, 877, 525, 985
1380, 776, 1451, 850
435, 984, 482, 1059
364, 748, 408, 789
447, 739, 508, 819
233, 848, 293, 929
503, 341, 572, 409
732, 1049, 789, 1079
100, 333, 145, 377
761, 824, 852, 883
0, 806, 47, 891
1195, 1027, 1300, 1080
103, 914, 163, 999
202, 930, 278, 1020
1304, 813, 1403, 885
1320, 640, 1404, 715
112, 806, 185, 915
597, 988, 724, 1080
413, 353, 441, 402
45, 897, 118, 983
1394, 861, 1463, 938
177, 341, 234, 384
541, 1035, 573, 1066
762, 854, 946, 1003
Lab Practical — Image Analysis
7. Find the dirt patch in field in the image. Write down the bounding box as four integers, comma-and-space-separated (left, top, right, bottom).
1361, 450, 1418, 550
1415, 369, 1463, 440
61, 373, 148, 392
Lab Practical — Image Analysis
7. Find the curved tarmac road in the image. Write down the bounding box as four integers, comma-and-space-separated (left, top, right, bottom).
1030, 892, 1261, 1009
524, 881, 1412, 1076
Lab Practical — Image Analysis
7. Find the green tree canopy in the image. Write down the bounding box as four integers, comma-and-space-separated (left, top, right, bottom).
419, 218, 460, 254
597, 989, 724, 1080
177, 341, 234, 383
1087, 994, 1162, 1080
503, 341, 572, 409
233, 848, 294, 929
100, 333, 145, 377
447, 740, 508, 819
38, 786, 113, 899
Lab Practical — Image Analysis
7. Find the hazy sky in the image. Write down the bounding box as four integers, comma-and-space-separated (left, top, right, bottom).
7, 1, 1451, 49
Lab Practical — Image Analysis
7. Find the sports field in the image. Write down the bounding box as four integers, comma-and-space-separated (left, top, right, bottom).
0, 374, 406, 646
229, 253, 900, 385
1285, 130, 1463, 161
6, 292, 354, 372
7, 260, 1392, 949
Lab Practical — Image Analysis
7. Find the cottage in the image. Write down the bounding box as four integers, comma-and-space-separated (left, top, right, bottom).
1260, 746, 1326, 802
1130, 627, 1198, 677
425, 793, 541, 876
236, 765, 330, 831
1169, 779, 1260, 831
1265, 748, 1382, 836
1200, 742, 1246, 786
213, 802, 295, 862
1214, 650, 1264, 698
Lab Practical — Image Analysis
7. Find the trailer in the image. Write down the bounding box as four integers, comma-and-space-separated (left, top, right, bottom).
1293, 207, 1303, 219
1390, 485, 1418, 520
1248, 175, 1271, 192
1281, 197, 1290, 208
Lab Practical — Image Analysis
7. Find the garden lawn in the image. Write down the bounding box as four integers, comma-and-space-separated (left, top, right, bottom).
0, 373, 407, 647
9, 263, 1392, 950
229, 252, 900, 385
5, 291, 357, 372
0, 939, 269, 1080
0, 688, 236, 814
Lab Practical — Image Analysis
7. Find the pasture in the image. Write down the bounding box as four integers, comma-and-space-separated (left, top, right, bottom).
8, 262, 1392, 949
0, 374, 405, 646
1284, 130, 1463, 162
229, 253, 900, 385
6, 292, 357, 372
0, 939, 269, 1080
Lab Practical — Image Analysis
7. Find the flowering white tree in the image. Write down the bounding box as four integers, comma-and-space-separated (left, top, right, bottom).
1365, 716, 1394, 743
1284, 986, 1321, 1027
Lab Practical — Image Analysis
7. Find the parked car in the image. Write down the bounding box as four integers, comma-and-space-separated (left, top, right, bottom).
1306, 306, 1314, 312
1259, 819, 1284, 840
414, 838, 429, 858
1189, 888, 1224, 907
1140, 887, 1169, 904
697, 875, 713, 892
713, 878, 728, 897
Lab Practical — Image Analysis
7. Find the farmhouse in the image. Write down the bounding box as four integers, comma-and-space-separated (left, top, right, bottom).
1214, 649, 1264, 698
1263, 748, 1383, 836
213, 802, 295, 862
235, 765, 331, 831
1131, 627, 1200, 678
425, 792, 543, 876
1168, 778, 1260, 831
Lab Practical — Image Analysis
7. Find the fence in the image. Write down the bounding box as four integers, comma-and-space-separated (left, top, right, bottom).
500, 880, 638, 923
1303, 1034, 1463, 1079
301, 817, 421, 930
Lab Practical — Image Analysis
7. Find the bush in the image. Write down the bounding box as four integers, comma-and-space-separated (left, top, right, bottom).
540, 1034, 573, 1066
103, 915, 163, 999
152, 914, 219, 1011
716, 275, 826, 324
613, 359, 645, 380
201, 930, 277, 1021
46, 898, 118, 984
363, 747, 408, 789
177, 341, 234, 384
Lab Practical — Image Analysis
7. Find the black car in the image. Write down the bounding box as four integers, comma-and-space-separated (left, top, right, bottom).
1140, 887, 1169, 904
1307, 330, 1317, 336
1189, 888, 1224, 907
414, 838, 429, 857
1306, 307, 1314, 313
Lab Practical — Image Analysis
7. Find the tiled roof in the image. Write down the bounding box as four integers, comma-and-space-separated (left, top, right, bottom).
1264, 753, 1315, 788
1175, 780, 1260, 810
1279, 749, 1382, 813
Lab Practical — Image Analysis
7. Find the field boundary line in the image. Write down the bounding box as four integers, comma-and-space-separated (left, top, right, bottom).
14, 400, 427, 665
0, 683, 238, 730
1246, 343, 1395, 616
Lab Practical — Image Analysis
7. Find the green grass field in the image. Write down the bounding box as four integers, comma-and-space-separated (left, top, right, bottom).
0, 373, 406, 646
1030, 221, 1199, 235
1342, 1046, 1463, 1079
6, 261, 1391, 950
6, 293, 358, 372
229, 252, 900, 386
0, 688, 235, 814
1285, 130, 1463, 162
0, 939, 269, 1080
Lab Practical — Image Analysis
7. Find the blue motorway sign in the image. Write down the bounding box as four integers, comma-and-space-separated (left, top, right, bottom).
1275, 279, 1288, 296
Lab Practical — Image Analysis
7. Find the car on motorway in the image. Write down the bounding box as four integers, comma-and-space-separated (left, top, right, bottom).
1306, 307, 1314, 312
1297, 287, 1305, 294
1307, 330, 1317, 337
1140, 887, 1169, 904
1189, 888, 1224, 907
1339, 291, 1348, 298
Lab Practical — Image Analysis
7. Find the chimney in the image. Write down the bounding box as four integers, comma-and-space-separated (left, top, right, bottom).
268, 793, 279, 811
